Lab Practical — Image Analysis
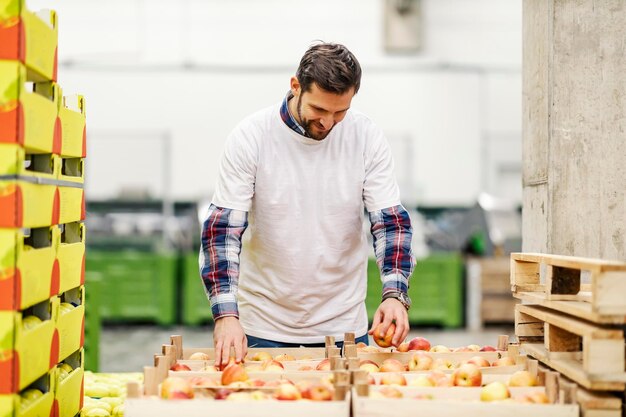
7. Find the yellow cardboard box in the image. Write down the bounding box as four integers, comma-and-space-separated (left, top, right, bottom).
57, 222, 85, 293
56, 287, 84, 362
0, 1, 58, 82
55, 349, 83, 417
0, 227, 59, 311
0, 62, 60, 154
0, 143, 60, 178
0, 369, 55, 417
0, 298, 58, 393
0, 180, 59, 228
57, 186, 84, 225
58, 94, 86, 158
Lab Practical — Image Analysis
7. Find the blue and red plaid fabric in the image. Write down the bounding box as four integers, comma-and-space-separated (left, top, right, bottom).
280, 91, 308, 136
200, 203, 415, 320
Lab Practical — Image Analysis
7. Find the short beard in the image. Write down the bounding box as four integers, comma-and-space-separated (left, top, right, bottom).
296, 95, 332, 140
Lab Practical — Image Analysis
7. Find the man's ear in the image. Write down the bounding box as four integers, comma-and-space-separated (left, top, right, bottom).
290, 76, 301, 97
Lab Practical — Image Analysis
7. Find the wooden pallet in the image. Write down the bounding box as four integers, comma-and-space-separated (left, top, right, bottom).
511, 253, 626, 321
515, 304, 626, 390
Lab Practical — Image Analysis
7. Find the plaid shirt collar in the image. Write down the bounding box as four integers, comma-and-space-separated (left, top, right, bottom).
280, 91, 309, 137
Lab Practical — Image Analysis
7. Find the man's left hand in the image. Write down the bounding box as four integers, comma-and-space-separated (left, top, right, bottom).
368, 298, 409, 347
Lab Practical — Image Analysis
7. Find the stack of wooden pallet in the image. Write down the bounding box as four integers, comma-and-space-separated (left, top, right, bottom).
512, 253, 626, 417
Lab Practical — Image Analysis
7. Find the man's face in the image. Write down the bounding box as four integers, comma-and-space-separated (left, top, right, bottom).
292, 80, 355, 140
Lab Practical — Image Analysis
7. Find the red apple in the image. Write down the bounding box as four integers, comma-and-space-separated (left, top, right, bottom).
396, 342, 410, 352
432, 358, 455, 370
380, 372, 407, 386
262, 359, 285, 372
407, 336, 431, 351
408, 352, 433, 371
302, 383, 334, 401
408, 375, 434, 387
315, 358, 331, 371
169, 363, 191, 372
429, 345, 451, 353
492, 357, 516, 367
356, 341, 368, 348
221, 363, 249, 386
247, 378, 266, 387
466, 356, 491, 368
507, 370, 536, 387
379, 358, 405, 373
480, 381, 511, 402
452, 363, 482, 387
274, 383, 302, 401
249, 351, 272, 362
359, 359, 380, 373
466, 344, 481, 352
480, 345, 497, 352
218, 357, 236, 371
427, 371, 452, 387
368, 374, 377, 385
188, 377, 218, 387
189, 352, 211, 361
214, 388, 234, 400
160, 377, 194, 399
373, 322, 396, 348
264, 378, 294, 388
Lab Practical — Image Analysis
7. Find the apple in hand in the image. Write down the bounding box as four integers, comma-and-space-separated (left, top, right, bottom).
480, 381, 511, 402
379, 358, 405, 372
221, 363, 249, 385
452, 363, 482, 387
169, 363, 191, 371
380, 373, 407, 386
407, 336, 431, 351
373, 322, 396, 348
507, 370, 536, 387
274, 383, 302, 401
466, 356, 491, 368
408, 352, 433, 371
160, 377, 194, 399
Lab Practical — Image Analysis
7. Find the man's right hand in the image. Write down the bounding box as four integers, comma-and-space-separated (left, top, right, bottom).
213, 316, 247, 368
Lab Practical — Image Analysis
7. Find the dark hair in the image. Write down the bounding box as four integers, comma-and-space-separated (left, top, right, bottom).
296, 42, 362, 95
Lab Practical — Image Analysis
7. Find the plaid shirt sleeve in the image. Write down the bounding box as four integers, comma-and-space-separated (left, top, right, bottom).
368, 205, 415, 296
199, 203, 248, 320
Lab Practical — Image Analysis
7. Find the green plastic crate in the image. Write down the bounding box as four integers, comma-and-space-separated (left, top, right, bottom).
84, 272, 101, 371
181, 252, 213, 325
85, 251, 177, 325
366, 253, 464, 328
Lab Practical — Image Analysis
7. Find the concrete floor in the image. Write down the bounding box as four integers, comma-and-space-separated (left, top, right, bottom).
99, 324, 515, 372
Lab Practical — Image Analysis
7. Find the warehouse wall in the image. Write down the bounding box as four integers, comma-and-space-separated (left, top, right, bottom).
523, 0, 626, 260
31, 0, 522, 206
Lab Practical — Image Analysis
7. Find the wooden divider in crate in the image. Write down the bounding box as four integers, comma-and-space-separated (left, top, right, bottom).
56, 287, 85, 362
0, 297, 59, 393
0, 180, 59, 228
0, 62, 60, 153
57, 222, 86, 293
0, 226, 59, 311
0, 367, 56, 417
0, 1, 58, 82
515, 304, 626, 390
511, 253, 626, 322
55, 349, 84, 417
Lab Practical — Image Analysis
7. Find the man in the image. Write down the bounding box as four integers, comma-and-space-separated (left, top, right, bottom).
200, 42, 415, 367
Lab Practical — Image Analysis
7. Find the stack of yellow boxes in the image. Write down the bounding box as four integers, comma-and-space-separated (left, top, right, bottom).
0, 1, 87, 416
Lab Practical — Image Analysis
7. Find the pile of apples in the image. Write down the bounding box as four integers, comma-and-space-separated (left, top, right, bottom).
81, 371, 143, 417
161, 362, 337, 402
369, 329, 498, 354
359, 352, 515, 375
170, 351, 331, 373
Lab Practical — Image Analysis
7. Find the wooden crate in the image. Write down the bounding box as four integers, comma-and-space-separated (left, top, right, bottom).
510, 253, 626, 323
515, 304, 626, 390
351, 386, 579, 417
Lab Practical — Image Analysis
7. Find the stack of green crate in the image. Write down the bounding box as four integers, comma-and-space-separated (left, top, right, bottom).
181, 252, 213, 325
366, 253, 464, 328
85, 251, 177, 325
84, 273, 101, 371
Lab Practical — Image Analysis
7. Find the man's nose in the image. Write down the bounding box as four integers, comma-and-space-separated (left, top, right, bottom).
320, 115, 333, 130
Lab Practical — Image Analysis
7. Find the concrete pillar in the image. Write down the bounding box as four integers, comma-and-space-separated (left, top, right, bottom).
522, 0, 626, 260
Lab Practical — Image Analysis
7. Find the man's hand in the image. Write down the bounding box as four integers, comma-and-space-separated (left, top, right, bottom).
368, 298, 409, 347
213, 316, 247, 368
